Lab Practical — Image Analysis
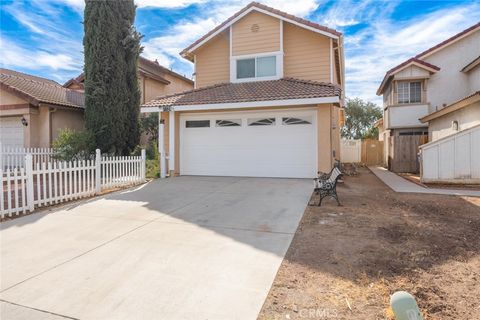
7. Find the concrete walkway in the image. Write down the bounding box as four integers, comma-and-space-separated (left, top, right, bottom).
1, 176, 312, 320
369, 166, 480, 196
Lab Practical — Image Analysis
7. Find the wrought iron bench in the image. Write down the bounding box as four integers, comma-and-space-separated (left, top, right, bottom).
313, 166, 343, 206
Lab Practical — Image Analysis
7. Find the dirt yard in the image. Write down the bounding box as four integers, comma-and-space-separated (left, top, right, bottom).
259, 168, 480, 320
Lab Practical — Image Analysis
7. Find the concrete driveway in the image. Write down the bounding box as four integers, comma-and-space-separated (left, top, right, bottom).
0, 176, 312, 320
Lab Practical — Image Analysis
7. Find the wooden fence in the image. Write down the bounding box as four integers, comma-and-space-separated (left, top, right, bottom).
1, 149, 146, 219
388, 135, 428, 173
361, 139, 384, 166
340, 139, 362, 163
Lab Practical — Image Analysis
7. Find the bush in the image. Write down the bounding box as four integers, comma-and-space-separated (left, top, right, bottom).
145, 159, 159, 179
52, 129, 95, 161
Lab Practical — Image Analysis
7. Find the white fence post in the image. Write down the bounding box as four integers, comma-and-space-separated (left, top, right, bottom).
141, 149, 146, 182
95, 149, 101, 194
25, 154, 35, 212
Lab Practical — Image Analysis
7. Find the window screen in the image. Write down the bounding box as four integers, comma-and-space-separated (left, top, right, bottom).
237, 58, 255, 79
257, 56, 276, 77
397, 81, 421, 104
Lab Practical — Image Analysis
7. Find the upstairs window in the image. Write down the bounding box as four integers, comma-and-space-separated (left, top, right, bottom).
236, 55, 277, 80
397, 81, 421, 104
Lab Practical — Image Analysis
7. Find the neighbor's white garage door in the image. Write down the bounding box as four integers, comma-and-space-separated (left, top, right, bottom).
0, 117, 24, 148
180, 109, 317, 178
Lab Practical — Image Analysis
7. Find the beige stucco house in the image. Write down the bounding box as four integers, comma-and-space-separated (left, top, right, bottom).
1, 58, 193, 148
142, 2, 345, 178
376, 22, 480, 171
0, 69, 85, 148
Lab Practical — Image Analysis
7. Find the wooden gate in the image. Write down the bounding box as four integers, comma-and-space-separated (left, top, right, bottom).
361, 139, 384, 166
388, 135, 428, 173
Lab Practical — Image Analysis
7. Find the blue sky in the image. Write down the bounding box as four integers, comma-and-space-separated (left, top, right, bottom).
1, 0, 479, 104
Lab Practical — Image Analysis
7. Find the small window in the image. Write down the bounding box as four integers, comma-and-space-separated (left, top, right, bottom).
397, 81, 421, 104
216, 119, 241, 127
282, 117, 312, 125
257, 56, 276, 77
186, 120, 210, 128
248, 118, 276, 126
235, 55, 277, 80
452, 120, 459, 131
237, 58, 255, 79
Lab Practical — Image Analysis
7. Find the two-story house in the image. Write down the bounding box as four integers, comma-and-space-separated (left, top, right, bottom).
0, 57, 193, 148
376, 22, 480, 172
142, 2, 345, 178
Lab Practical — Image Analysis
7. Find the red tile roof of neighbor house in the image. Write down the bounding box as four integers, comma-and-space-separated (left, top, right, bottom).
63, 57, 193, 89
376, 22, 480, 95
180, 1, 342, 60
0, 68, 84, 109
142, 78, 342, 108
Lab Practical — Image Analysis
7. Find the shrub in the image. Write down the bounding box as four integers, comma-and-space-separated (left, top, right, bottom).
52, 129, 95, 161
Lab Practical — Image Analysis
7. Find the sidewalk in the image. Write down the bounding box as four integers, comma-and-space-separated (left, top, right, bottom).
369, 166, 480, 197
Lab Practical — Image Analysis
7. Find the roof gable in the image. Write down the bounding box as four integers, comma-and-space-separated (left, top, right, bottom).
376, 58, 440, 95
180, 2, 341, 61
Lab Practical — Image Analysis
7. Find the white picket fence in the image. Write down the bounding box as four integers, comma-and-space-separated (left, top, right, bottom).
1, 145, 54, 170
1, 149, 146, 218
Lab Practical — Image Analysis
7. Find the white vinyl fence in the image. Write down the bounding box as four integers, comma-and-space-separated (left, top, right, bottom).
340, 139, 362, 163
1, 149, 146, 218
420, 125, 480, 183
1, 145, 54, 170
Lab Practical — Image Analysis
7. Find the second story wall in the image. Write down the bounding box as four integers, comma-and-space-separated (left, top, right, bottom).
195, 30, 230, 88
424, 30, 480, 110
192, 11, 339, 88
232, 11, 280, 56
284, 22, 331, 83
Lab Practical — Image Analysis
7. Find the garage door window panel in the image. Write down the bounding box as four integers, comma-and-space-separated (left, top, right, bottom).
186, 120, 210, 128
282, 117, 312, 125
248, 118, 276, 126
216, 119, 242, 127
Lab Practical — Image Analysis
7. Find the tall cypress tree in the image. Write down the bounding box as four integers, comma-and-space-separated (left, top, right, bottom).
84, 0, 142, 155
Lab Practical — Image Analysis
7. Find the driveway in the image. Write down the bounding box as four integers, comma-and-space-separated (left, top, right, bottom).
0, 176, 312, 320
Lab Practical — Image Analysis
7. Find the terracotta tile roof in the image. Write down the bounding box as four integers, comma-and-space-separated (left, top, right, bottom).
63, 56, 193, 89
142, 78, 341, 108
415, 22, 480, 59
1, 68, 84, 109
180, 2, 341, 59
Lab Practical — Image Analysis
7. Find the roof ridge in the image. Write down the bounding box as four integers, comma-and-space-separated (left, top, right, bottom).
415, 21, 480, 59
181, 1, 341, 58
0, 68, 60, 85
1, 73, 83, 96
282, 77, 340, 88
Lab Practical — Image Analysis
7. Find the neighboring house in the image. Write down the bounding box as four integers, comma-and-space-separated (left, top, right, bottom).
0, 68, 85, 148
1, 58, 193, 148
64, 56, 194, 104
376, 22, 480, 171
142, 2, 345, 178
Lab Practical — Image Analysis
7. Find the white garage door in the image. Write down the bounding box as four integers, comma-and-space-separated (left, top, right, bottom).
0, 117, 24, 148
180, 109, 317, 178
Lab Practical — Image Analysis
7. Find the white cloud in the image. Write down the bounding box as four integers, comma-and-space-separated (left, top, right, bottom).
136, 0, 207, 8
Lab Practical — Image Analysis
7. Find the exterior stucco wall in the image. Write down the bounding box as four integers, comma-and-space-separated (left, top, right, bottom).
467, 65, 480, 93
428, 101, 480, 141
0, 89, 28, 105
163, 73, 193, 96
51, 108, 85, 143
424, 29, 480, 111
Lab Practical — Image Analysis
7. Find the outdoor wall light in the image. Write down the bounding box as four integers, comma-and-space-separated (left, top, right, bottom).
21, 116, 28, 127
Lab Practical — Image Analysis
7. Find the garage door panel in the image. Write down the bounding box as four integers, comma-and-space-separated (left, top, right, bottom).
0, 117, 24, 148
180, 110, 317, 178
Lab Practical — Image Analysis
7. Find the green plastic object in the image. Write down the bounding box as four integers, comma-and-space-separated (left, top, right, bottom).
390, 291, 424, 320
